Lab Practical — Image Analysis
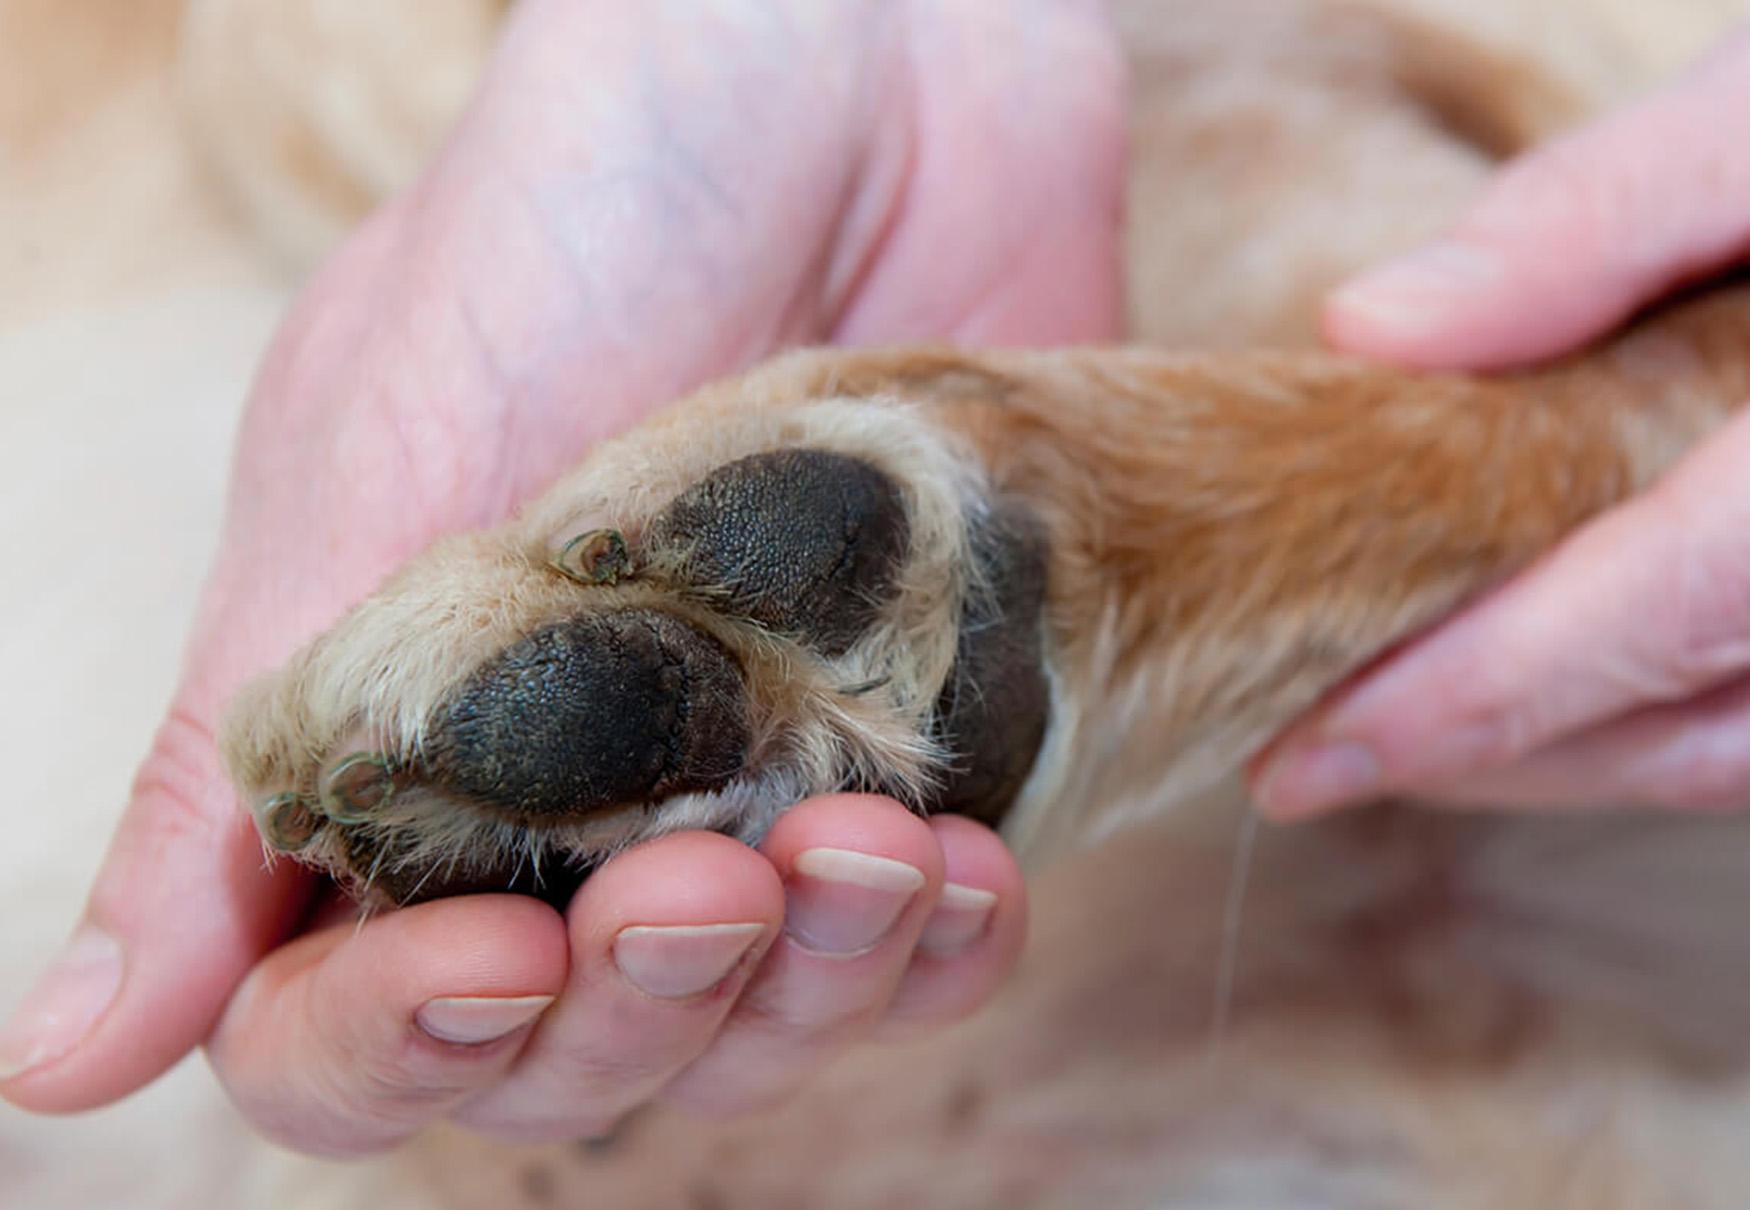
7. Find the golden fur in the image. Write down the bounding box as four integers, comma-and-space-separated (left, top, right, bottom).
221, 295, 1750, 895
17, 0, 1750, 1204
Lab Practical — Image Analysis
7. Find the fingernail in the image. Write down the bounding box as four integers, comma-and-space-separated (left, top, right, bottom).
918, 883, 998, 956
415, 994, 554, 1046
1255, 741, 1381, 818
786, 848, 925, 956
613, 922, 766, 999
0, 925, 123, 1081
1328, 241, 1501, 329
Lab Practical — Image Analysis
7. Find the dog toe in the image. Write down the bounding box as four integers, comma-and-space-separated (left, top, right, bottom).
420, 610, 751, 821
258, 790, 324, 853
649, 449, 910, 655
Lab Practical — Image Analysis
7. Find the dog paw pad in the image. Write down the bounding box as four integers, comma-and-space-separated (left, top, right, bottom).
420, 610, 751, 819
649, 449, 909, 655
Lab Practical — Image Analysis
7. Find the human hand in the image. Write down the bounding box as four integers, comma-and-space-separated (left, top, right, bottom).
0, 0, 1124, 1154
1255, 30, 1750, 818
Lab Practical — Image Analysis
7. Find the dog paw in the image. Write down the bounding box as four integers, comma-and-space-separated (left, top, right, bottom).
220, 392, 1050, 905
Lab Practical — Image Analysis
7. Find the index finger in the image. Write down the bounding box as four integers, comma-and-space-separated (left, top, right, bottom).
1323, 28, 1750, 370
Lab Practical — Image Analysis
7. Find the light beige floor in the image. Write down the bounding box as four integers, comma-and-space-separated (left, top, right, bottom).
0, 24, 294, 1203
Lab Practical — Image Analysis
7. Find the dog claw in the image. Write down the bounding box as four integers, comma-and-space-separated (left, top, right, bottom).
319, 752, 398, 822
260, 792, 322, 852
553, 529, 632, 585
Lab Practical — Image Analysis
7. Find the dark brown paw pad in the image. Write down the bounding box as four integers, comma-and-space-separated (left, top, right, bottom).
247, 445, 1052, 908
649, 449, 910, 655
422, 610, 751, 819
926, 502, 1050, 827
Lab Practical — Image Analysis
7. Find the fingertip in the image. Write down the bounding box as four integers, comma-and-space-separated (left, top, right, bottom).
1251, 738, 1385, 821
1328, 36, 1750, 373
0, 924, 125, 1105
925, 817, 1025, 969
209, 894, 570, 1155
752, 797, 945, 962
568, 829, 787, 948
324, 895, 571, 1004
757, 793, 946, 886
1321, 240, 1511, 367
873, 817, 1028, 1036
655, 799, 953, 1114
927, 812, 1018, 871
451, 836, 796, 1140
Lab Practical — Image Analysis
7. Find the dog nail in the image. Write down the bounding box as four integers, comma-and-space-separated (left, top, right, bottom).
552, 529, 632, 584
319, 752, 396, 822
259, 792, 322, 852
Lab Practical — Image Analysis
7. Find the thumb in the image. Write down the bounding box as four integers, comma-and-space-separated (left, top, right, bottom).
0, 233, 404, 1111
0, 685, 310, 1110
1324, 29, 1750, 370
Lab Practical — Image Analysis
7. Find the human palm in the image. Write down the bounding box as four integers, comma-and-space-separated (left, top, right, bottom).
0, 0, 1125, 1155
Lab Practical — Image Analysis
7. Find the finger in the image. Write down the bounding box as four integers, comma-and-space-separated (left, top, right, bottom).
1414, 675, 1750, 812
206, 894, 568, 1157
1255, 407, 1750, 818
0, 702, 309, 1111
872, 813, 1027, 1039
659, 795, 945, 1117
1324, 29, 1750, 369
450, 830, 783, 1141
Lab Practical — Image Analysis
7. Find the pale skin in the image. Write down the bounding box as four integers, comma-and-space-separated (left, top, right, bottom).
1255, 29, 1750, 818
6, 0, 1749, 1159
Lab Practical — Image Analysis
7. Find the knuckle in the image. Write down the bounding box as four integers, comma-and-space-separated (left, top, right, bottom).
91, 707, 242, 920
488, 1042, 683, 1116
553, 1046, 671, 1096
333, 1047, 470, 1119
304, 1029, 501, 1131
126, 707, 230, 850
1471, 132, 1623, 251
1660, 749, 1750, 812
1632, 485, 1750, 694
734, 988, 875, 1050
453, 1102, 623, 1145
1481, 703, 1540, 767
661, 1075, 798, 1121
232, 1064, 422, 1159
1667, 557, 1750, 692
1444, 660, 1546, 770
